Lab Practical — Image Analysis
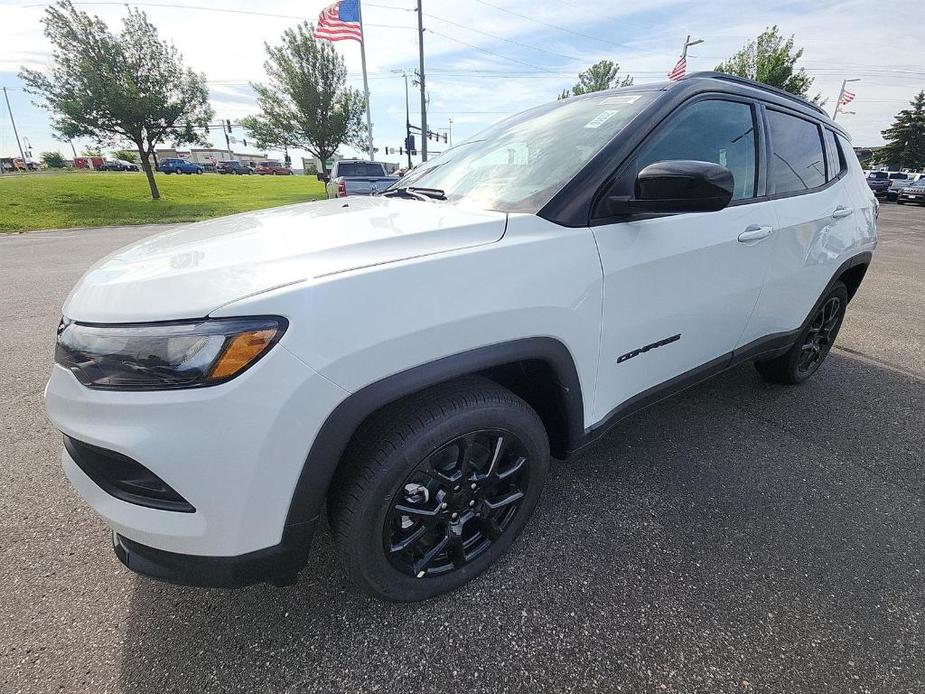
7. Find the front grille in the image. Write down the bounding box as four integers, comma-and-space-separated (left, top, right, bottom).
64, 436, 195, 513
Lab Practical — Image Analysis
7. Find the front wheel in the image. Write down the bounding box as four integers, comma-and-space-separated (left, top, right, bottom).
755, 281, 848, 384
328, 377, 550, 601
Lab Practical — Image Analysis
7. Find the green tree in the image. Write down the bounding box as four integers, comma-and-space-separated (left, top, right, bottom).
243, 22, 366, 175
40, 151, 66, 168
715, 26, 821, 103
878, 91, 925, 170
112, 149, 138, 163
559, 60, 633, 99
19, 0, 213, 199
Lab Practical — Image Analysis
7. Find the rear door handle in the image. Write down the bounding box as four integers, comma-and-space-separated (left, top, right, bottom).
737, 225, 773, 243
832, 207, 854, 219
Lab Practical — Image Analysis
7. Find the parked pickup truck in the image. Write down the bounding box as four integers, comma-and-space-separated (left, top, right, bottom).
320, 159, 398, 197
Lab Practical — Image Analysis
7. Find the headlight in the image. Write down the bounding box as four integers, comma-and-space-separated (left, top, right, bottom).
55, 316, 287, 390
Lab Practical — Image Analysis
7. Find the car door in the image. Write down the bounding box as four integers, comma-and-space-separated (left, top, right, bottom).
589, 96, 775, 424
742, 109, 853, 342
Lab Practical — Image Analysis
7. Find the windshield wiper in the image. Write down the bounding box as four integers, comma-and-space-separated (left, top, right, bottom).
380, 188, 430, 201
406, 186, 446, 200
380, 186, 446, 201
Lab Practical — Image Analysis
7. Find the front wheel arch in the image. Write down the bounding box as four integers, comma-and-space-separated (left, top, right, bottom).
280, 338, 585, 545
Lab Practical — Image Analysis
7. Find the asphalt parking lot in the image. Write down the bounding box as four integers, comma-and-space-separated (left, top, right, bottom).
1, 204, 923, 693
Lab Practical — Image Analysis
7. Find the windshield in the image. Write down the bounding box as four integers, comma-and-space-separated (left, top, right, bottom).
390, 91, 655, 212
338, 162, 386, 176
868, 171, 888, 179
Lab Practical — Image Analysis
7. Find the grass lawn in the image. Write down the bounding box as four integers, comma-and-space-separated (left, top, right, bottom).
0, 171, 327, 232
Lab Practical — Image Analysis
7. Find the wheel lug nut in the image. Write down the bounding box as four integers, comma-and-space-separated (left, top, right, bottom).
454, 485, 460, 491
471, 483, 477, 490
441, 502, 448, 509
469, 500, 475, 507
416, 571, 425, 578
451, 512, 458, 520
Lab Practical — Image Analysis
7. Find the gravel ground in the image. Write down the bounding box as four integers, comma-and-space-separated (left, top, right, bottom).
1, 205, 923, 693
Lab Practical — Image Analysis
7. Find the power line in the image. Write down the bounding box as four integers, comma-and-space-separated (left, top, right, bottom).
467, 0, 662, 55
426, 28, 555, 73
424, 11, 582, 63
22, 1, 417, 29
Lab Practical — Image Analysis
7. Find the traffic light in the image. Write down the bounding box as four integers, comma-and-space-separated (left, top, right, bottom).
405, 134, 415, 152
225, 119, 232, 134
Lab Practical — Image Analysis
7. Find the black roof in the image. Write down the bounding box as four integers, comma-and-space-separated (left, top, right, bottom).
682, 71, 827, 116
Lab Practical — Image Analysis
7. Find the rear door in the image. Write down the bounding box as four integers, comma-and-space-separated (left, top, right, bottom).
590, 96, 775, 423
742, 108, 852, 341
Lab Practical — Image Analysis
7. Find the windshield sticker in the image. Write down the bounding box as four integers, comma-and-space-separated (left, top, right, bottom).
584, 110, 619, 129
600, 95, 642, 105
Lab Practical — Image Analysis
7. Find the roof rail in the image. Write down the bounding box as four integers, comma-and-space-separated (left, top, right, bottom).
683, 71, 827, 116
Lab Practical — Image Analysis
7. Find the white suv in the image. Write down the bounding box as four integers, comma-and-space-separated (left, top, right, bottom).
45, 74, 877, 601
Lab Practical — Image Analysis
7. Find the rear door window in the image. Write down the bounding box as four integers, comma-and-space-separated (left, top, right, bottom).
766, 110, 826, 194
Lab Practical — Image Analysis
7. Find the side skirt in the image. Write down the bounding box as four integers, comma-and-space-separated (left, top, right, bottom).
570, 330, 799, 454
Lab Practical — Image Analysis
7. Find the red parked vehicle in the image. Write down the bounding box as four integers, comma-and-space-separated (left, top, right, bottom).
255, 161, 293, 175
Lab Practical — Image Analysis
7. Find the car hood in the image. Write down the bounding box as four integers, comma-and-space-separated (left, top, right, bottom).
63, 197, 508, 323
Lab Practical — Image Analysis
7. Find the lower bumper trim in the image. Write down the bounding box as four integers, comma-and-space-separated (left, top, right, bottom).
112, 520, 316, 588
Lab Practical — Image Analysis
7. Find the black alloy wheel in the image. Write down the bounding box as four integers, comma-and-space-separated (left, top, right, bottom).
797, 295, 843, 376
384, 429, 530, 578
329, 377, 549, 601
755, 280, 848, 385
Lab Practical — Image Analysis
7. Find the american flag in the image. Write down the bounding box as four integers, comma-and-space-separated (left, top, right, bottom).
314, 0, 363, 43
839, 89, 856, 106
667, 56, 686, 81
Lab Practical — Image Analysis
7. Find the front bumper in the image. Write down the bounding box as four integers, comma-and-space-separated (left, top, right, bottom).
46, 342, 348, 576
112, 525, 313, 587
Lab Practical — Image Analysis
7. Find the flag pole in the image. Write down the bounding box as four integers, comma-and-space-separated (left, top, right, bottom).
832, 79, 846, 121
357, 0, 375, 160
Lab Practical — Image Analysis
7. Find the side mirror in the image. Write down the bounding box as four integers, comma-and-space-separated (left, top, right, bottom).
317, 172, 330, 183
605, 160, 735, 215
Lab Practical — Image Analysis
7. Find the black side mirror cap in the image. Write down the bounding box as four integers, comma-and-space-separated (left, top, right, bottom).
604, 160, 735, 216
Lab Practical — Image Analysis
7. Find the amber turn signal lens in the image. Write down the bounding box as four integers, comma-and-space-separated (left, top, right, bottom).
208, 329, 279, 380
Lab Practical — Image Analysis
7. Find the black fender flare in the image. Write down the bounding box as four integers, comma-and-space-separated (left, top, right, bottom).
281, 337, 585, 541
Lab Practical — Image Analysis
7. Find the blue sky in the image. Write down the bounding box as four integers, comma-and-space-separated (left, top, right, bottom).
2, 0, 923, 164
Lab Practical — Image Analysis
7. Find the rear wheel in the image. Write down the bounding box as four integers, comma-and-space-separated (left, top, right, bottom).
328, 377, 549, 601
755, 281, 848, 384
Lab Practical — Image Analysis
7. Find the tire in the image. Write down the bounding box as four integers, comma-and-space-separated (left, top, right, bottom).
328, 376, 550, 601
755, 280, 848, 385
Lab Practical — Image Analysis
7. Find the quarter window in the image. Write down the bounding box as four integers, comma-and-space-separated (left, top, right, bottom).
767, 110, 826, 194
634, 99, 757, 200
823, 129, 844, 181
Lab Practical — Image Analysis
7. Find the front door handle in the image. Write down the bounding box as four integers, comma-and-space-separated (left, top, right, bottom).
832, 206, 854, 219
737, 225, 773, 243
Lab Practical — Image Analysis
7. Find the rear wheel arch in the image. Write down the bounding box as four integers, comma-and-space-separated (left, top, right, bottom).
281, 338, 585, 542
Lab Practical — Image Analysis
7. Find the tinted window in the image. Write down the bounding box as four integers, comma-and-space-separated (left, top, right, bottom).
823, 129, 844, 181
889, 173, 908, 180
868, 171, 888, 180
767, 110, 826, 194
634, 99, 757, 200
338, 162, 387, 177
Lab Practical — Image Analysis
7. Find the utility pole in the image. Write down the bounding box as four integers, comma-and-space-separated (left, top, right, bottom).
832, 78, 860, 121
3, 86, 27, 168
68, 139, 78, 160
358, 0, 375, 160
416, 0, 428, 161
403, 73, 412, 168
448, 118, 453, 147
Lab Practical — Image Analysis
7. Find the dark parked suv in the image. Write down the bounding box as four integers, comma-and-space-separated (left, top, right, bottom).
216, 161, 253, 175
